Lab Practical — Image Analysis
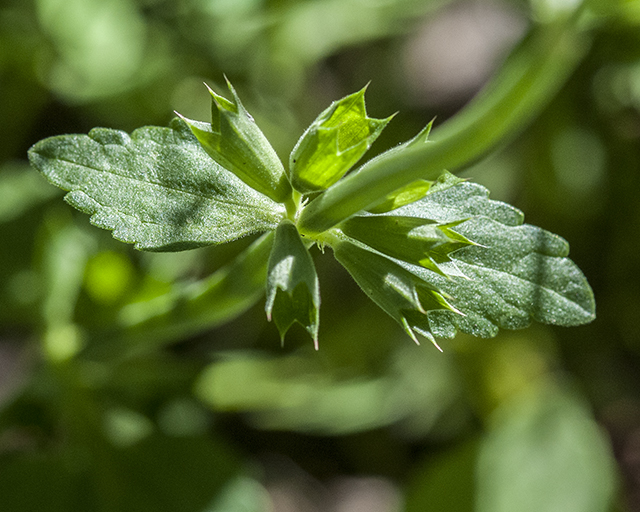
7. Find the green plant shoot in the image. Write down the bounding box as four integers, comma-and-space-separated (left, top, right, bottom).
29, 72, 595, 350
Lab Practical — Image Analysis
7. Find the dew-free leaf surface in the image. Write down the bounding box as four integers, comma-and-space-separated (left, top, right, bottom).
28, 118, 285, 251
266, 220, 320, 346
338, 181, 595, 343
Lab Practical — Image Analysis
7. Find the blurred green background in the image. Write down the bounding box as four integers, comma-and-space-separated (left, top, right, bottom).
1, 0, 639, 510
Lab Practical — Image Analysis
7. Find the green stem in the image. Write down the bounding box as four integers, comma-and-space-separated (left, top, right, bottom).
284, 189, 302, 221
297, 18, 590, 237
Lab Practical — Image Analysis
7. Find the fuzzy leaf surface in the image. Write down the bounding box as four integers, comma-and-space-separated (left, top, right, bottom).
28, 118, 285, 251
266, 220, 320, 346
338, 180, 595, 343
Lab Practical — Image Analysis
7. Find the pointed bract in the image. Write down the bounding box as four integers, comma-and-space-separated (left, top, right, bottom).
266, 220, 321, 347
333, 239, 460, 349
340, 215, 476, 277
289, 86, 392, 194
178, 80, 291, 203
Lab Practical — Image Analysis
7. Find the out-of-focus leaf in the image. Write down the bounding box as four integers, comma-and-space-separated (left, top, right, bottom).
336, 180, 595, 344
28, 118, 284, 251
195, 344, 464, 435
0, 163, 60, 223
266, 220, 320, 346
40, 215, 95, 361
206, 475, 273, 512
476, 386, 616, 512
289, 86, 391, 193
35, 0, 147, 101
108, 232, 274, 352
178, 80, 291, 203
83, 251, 135, 304
271, 0, 443, 67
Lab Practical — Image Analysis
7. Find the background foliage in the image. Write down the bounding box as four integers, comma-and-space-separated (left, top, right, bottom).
1, 0, 639, 510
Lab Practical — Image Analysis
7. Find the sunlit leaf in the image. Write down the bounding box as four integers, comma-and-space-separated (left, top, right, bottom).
333, 238, 460, 349
289, 85, 392, 193
340, 215, 474, 276
266, 220, 320, 347
366, 179, 433, 214
366, 168, 466, 215
28, 118, 285, 251
335, 180, 595, 344
178, 79, 291, 203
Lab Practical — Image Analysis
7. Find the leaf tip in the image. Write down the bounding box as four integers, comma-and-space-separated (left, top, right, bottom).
401, 316, 421, 345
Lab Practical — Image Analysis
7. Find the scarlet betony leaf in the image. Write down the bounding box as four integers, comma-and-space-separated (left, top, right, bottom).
335, 180, 595, 345
266, 220, 320, 347
28, 118, 285, 251
29, 81, 595, 347
289, 85, 392, 194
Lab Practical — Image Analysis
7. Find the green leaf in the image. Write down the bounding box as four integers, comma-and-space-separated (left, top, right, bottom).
266, 220, 320, 347
332, 180, 595, 345
339, 180, 594, 343
340, 215, 475, 277
477, 386, 616, 512
407, 217, 595, 339
0, 162, 60, 223
333, 238, 460, 350
101, 232, 274, 354
296, 22, 589, 236
401, 181, 594, 335
178, 80, 291, 203
289, 85, 392, 194
195, 344, 463, 435
28, 118, 285, 251
389, 178, 524, 226
366, 179, 433, 214
207, 476, 273, 512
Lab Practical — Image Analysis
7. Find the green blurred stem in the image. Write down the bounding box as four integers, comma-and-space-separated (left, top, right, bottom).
297, 20, 590, 237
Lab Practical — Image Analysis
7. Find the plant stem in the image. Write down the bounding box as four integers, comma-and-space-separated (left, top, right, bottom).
297, 18, 590, 237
